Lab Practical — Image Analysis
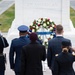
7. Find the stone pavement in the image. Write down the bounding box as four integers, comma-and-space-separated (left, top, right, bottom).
70, 0, 75, 10
0, 0, 14, 15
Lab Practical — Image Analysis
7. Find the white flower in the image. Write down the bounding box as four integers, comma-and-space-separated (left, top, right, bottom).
38, 19, 41, 22
33, 26, 35, 28
52, 25, 54, 27
50, 27, 53, 31
44, 39, 48, 42
30, 22, 33, 26
32, 29, 35, 32
36, 26, 39, 29
46, 42, 48, 45
43, 18, 45, 21
43, 23, 46, 27
50, 35, 53, 39
47, 22, 49, 25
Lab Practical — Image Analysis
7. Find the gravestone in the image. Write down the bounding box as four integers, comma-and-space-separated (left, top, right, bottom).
7, 0, 72, 39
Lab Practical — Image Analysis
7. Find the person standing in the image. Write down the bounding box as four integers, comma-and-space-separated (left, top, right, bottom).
47, 25, 72, 75
53, 41, 75, 75
9, 25, 30, 75
20, 32, 46, 75
0, 34, 9, 75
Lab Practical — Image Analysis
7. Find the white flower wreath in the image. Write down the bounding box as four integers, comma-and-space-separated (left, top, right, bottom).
29, 18, 56, 32
29, 18, 56, 46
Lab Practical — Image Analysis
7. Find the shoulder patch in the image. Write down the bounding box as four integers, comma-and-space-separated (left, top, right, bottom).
55, 54, 58, 57
72, 52, 75, 56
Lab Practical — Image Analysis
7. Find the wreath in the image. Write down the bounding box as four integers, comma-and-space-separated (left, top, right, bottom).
29, 18, 56, 32
29, 18, 56, 46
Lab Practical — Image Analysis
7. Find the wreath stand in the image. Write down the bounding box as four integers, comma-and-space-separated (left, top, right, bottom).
36, 27, 55, 71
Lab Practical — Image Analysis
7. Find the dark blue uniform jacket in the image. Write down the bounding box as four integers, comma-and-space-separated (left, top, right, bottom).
9, 36, 30, 72
53, 52, 75, 75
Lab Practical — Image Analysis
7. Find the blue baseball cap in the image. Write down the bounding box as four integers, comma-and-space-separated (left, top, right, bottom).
18, 25, 29, 32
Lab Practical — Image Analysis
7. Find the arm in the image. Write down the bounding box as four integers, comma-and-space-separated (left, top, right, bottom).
53, 57, 59, 75
9, 41, 15, 70
1, 36, 9, 48
3, 37, 9, 47
20, 47, 26, 75
47, 41, 52, 69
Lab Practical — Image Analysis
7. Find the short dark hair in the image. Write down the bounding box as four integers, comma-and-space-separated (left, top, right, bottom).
56, 25, 63, 34
62, 41, 71, 47
30, 32, 38, 42
20, 31, 27, 33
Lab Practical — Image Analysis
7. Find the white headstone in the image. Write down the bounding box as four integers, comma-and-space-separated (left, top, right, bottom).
7, 0, 72, 39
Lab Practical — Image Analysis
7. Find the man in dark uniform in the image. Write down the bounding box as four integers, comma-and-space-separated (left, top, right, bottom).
0, 34, 9, 75
53, 41, 75, 75
20, 32, 46, 75
47, 25, 72, 75
9, 25, 30, 75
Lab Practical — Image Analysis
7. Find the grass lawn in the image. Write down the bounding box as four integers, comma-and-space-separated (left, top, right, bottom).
70, 7, 75, 27
0, 4, 15, 32
0, 5, 75, 32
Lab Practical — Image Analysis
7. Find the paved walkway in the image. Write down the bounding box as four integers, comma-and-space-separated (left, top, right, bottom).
0, 0, 14, 15
70, 0, 75, 10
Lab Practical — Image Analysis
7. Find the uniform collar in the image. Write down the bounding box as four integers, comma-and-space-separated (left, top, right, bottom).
20, 35, 26, 38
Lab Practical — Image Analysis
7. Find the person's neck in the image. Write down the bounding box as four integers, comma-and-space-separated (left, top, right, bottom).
56, 34, 63, 36
20, 34, 26, 37
56, 33, 63, 36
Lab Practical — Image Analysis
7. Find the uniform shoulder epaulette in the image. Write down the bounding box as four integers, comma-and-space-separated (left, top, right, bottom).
55, 54, 58, 57
72, 52, 75, 56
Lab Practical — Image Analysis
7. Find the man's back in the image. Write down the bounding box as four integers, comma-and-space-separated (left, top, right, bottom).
53, 52, 75, 75
9, 25, 31, 75
9, 36, 30, 72
47, 36, 71, 70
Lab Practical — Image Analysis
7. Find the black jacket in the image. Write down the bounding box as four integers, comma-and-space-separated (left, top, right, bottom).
53, 52, 75, 75
0, 36, 9, 70
47, 36, 72, 70
20, 42, 46, 75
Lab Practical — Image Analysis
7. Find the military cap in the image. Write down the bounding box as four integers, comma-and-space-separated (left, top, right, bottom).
18, 25, 29, 32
